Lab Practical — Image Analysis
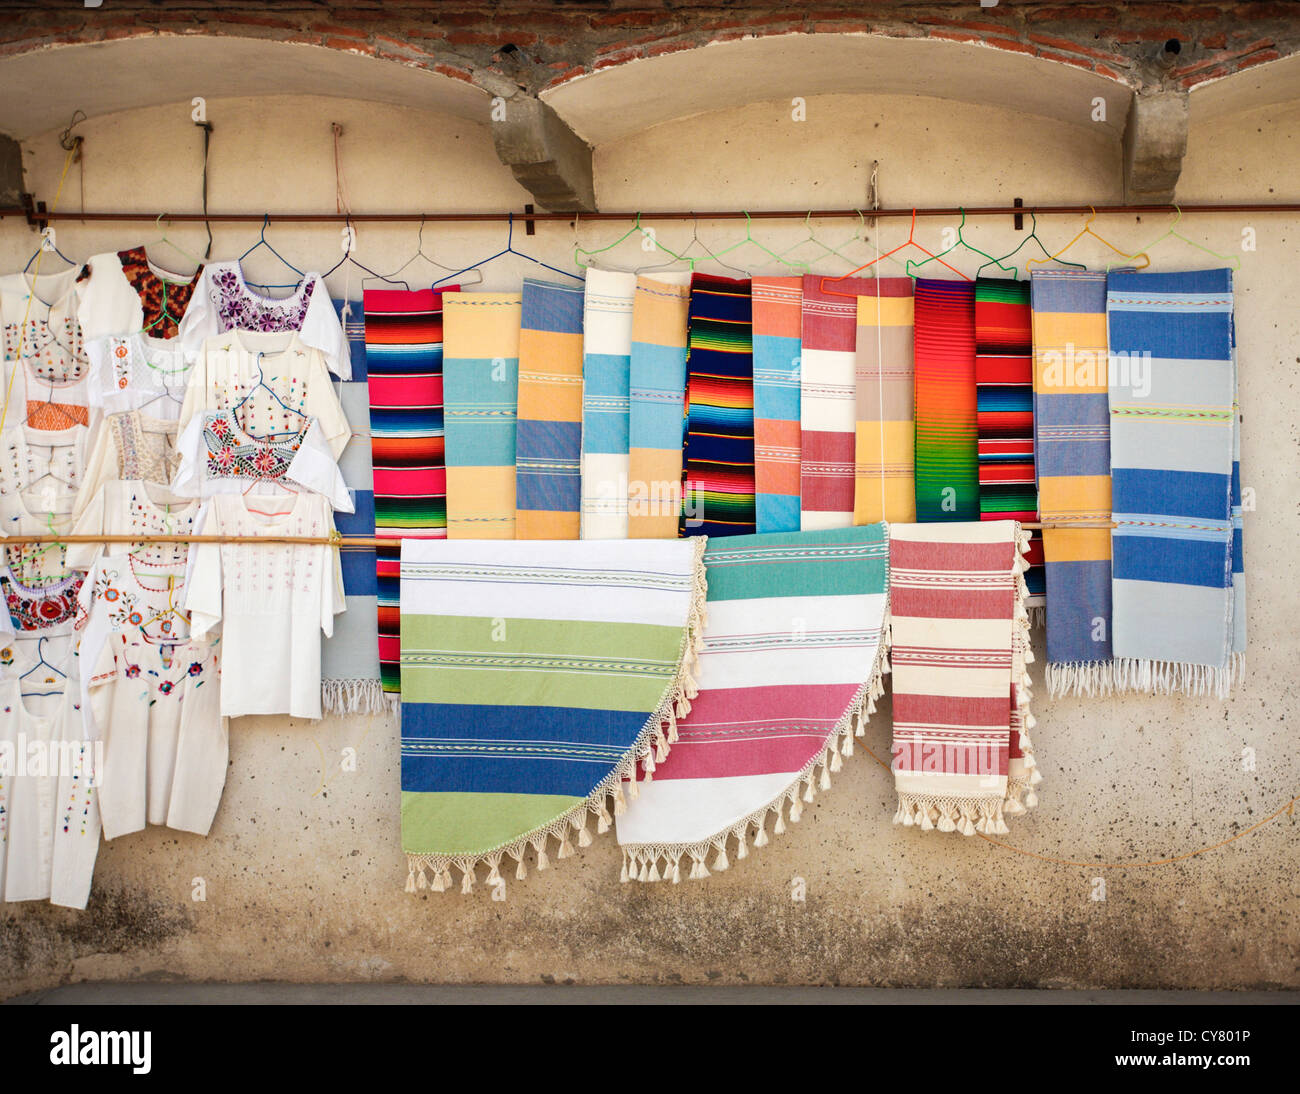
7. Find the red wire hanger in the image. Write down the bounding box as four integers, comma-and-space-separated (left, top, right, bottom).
819, 209, 970, 297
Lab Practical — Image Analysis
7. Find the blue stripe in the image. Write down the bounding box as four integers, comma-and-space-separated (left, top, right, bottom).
1111, 468, 1230, 522
400, 702, 647, 796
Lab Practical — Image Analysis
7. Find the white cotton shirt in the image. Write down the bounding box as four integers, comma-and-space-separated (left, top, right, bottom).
177, 262, 350, 379
74, 412, 181, 520
170, 411, 353, 513
177, 330, 350, 458
76, 247, 203, 342
0, 673, 101, 909
183, 491, 345, 720
0, 268, 98, 435
84, 332, 195, 417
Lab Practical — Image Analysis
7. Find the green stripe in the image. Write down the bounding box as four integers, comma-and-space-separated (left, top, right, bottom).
400, 615, 683, 711
402, 790, 582, 856
702, 526, 889, 601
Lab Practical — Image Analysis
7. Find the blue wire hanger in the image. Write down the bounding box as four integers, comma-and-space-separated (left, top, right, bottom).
23, 228, 81, 276
239, 214, 307, 291
19, 635, 68, 698
231, 350, 310, 438
432, 212, 584, 287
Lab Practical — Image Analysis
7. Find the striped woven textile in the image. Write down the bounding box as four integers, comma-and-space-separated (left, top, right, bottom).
853, 278, 915, 524
442, 292, 521, 540
515, 278, 584, 540
913, 278, 979, 523
1106, 268, 1244, 697
800, 274, 874, 530
322, 298, 383, 715
364, 288, 452, 697
399, 537, 706, 894
616, 525, 890, 882
889, 520, 1038, 835
1030, 270, 1113, 695
751, 277, 803, 533
627, 272, 692, 538
681, 273, 755, 537
580, 269, 636, 539
974, 277, 1044, 607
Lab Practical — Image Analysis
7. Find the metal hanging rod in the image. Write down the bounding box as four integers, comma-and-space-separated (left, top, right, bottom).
2, 521, 1113, 549
3, 202, 1300, 228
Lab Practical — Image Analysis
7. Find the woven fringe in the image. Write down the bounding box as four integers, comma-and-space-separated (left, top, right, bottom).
896, 523, 1038, 832
1046, 660, 1116, 699
404, 536, 709, 896
1026, 604, 1046, 630
321, 678, 398, 717
1111, 654, 1243, 701
619, 528, 894, 883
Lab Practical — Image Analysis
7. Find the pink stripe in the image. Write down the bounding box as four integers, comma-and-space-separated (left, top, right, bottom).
653, 683, 857, 780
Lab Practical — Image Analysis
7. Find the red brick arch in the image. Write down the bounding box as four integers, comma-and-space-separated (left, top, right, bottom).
0, 4, 1293, 99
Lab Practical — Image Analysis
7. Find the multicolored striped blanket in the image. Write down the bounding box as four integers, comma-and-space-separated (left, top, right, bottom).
681, 273, 755, 537
515, 278, 584, 540
1030, 271, 1114, 695
751, 277, 803, 533
628, 272, 692, 538
913, 278, 979, 522
442, 292, 521, 540
1106, 268, 1245, 697
974, 277, 1044, 610
399, 538, 707, 894
799, 275, 874, 529
889, 520, 1038, 834
853, 278, 915, 525
580, 269, 636, 539
616, 525, 890, 881
364, 288, 452, 698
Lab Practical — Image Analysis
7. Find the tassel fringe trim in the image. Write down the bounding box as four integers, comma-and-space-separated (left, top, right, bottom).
1047, 653, 1244, 700
321, 678, 400, 717
897, 523, 1040, 832
618, 528, 894, 883
1110, 654, 1244, 700
403, 536, 708, 897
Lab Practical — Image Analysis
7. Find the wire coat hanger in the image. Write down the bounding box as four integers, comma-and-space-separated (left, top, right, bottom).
230, 350, 310, 439
821, 209, 969, 297
239, 214, 307, 290
1026, 206, 1150, 272
1112, 205, 1240, 273
977, 212, 1086, 278
322, 215, 412, 287
432, 213, 584, 287
385, 215, 483, 288
697, 212, 808, 276
20, 635, 68, 697
906, 208, 1015, 279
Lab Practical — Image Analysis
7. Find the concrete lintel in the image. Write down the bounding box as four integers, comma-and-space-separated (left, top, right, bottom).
1123, 88, 1189, 204
490, 94, 596, 213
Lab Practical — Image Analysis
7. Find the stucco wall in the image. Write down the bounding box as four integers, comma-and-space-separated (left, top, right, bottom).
0, 82, 1295, 996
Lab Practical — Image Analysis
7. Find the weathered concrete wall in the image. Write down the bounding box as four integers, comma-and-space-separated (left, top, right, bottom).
0, 72, 1296, 994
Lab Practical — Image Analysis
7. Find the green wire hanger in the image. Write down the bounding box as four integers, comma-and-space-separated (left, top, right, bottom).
1109, 204, 1241, 273
708, 212, 809, 275
142, 214, 204, 334
906, 207, 1016, 279
777, 210, 908, 273
976, 212, 1086, 279
574, 212, 694, 272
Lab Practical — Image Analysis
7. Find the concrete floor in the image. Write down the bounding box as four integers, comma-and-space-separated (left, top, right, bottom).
5, 983, 1298, 1004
